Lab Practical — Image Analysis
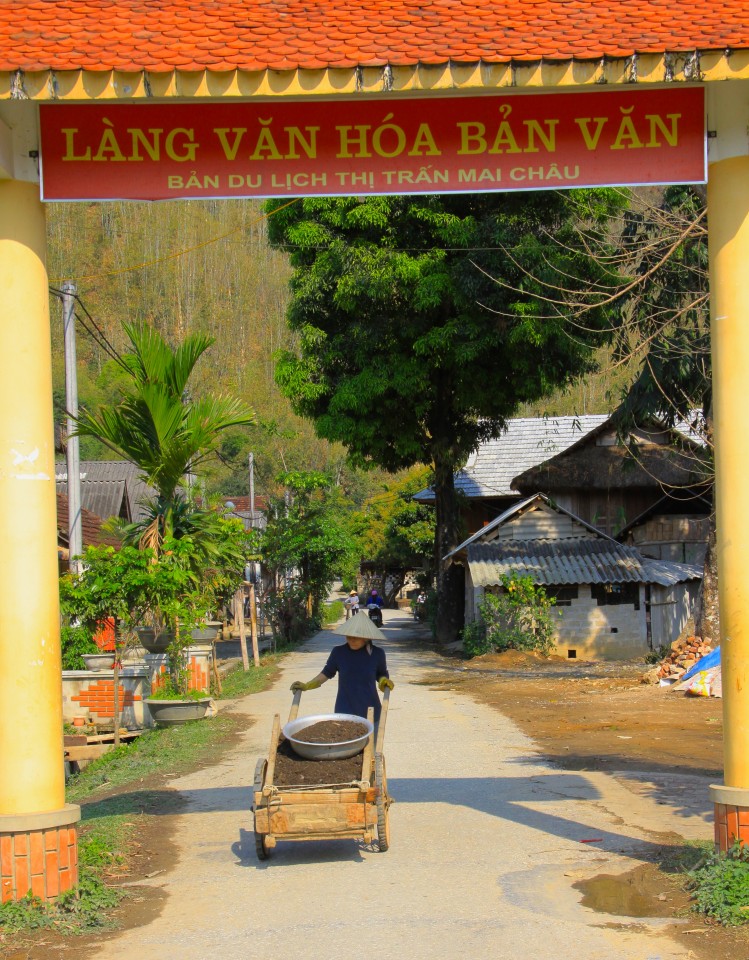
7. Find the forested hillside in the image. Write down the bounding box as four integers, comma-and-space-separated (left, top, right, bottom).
46, 199, 386, 502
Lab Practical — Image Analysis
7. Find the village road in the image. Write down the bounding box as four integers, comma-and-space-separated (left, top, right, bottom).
90, 610, 691, 960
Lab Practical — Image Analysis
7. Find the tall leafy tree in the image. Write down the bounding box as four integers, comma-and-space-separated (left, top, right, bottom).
356, 467, 436, 602
268, 192, 622, 641
261, 470, 358, 641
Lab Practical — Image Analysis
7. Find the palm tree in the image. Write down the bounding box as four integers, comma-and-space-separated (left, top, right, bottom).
74, 322, 256, 553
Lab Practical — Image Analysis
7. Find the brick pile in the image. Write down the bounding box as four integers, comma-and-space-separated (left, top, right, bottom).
657, 635, 712, 681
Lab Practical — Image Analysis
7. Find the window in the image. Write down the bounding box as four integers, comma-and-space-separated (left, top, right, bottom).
591, 583, 640, 610
545, 585, 579, 607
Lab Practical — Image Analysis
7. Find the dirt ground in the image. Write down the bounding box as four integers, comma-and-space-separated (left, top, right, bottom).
426, 649, 724, 778
3, 646, 746, 960
420, 648, 749, 960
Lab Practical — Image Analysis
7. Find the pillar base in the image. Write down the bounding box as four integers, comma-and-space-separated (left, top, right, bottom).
0, 804, 80, 902
710, 785, 749, 852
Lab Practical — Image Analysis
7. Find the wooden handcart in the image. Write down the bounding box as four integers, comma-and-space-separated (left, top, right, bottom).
252, 687, 392, 859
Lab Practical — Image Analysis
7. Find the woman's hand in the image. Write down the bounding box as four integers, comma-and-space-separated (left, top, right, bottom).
378, 677, 394, 692
290, 675, 324, 692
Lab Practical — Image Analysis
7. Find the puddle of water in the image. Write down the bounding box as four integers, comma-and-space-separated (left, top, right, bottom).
574, 865, 673, 918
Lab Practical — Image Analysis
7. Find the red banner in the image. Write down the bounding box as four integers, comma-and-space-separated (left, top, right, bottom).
39, 88, 705, 201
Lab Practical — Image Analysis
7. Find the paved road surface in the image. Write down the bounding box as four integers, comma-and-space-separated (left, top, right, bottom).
92, 610, 695, 960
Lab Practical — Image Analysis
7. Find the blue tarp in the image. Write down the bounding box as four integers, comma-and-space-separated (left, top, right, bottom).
680, 646, 721, 683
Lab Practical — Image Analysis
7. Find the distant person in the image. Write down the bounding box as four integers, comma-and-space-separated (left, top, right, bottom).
344, 590, 359, 620
415, 591, 427, 620
368, 589, 384, 607
366, 588, 384, 627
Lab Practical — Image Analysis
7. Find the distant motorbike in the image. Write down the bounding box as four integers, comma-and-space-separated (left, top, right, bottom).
367, 603, 383, 628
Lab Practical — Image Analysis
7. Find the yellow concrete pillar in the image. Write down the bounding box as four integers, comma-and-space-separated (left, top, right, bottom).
0, 180, 79, 903
707, 79, 749, 849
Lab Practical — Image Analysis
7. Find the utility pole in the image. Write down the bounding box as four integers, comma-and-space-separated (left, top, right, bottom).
62, 281, 82, 572
247, 451, 260, 665
249, 451, 255, 523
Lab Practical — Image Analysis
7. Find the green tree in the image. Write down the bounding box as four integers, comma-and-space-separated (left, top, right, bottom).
261, 470, 358, 642
268, 192, 622, 641
357, 467, 436, 602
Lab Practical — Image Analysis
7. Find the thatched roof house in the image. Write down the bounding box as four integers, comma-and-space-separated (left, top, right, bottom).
511, 416, 711, 539
414, 414, 608, 530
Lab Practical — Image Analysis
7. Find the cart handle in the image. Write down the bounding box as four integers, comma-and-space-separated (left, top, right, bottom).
288, 688, 302, 723
375, 685, 390, 754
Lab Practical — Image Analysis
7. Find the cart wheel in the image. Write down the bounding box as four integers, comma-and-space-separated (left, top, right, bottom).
375, 753, 390, 852
253, 758, 270, 861
254, 830, 269, 861
254, 757, 267, 793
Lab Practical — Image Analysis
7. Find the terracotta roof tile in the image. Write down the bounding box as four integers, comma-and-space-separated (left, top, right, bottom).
1, 2, 748, 73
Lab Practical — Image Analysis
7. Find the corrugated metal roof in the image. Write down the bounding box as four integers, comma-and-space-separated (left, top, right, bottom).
55, 460, 156, 523
414, 415, 608, 502
640, 558, 703, 586
465, 539, 696, 587
56, 474, 128, 522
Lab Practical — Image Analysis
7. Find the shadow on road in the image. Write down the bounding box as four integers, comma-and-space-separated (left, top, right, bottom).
82, 768, 675, 867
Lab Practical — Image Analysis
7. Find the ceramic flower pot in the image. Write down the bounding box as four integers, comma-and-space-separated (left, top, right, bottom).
82, 653, 115, 671
136, 627, 175, 654
144, 697, 211, 727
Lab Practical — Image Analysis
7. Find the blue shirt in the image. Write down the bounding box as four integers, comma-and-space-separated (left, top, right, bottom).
322, 642, 389, 720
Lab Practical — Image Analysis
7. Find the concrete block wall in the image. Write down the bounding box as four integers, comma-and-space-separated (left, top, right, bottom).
552, 585, 649, 660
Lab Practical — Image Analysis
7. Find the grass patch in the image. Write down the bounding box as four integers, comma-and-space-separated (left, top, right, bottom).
688, 842, 749, 925
65, 713, 238, 802
2, 655, 282, 942
217, 653, 282, 700
321, 600, 344, 627
0, 817, 126, 938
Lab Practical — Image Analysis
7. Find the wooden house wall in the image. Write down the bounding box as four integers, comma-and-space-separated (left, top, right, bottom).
625, 516, 710, 565
483, 504, 597, 542
462, 498, 516, 537
553, 490, 656, 537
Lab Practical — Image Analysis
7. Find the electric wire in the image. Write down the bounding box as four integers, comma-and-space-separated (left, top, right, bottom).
49, 285, 128, 370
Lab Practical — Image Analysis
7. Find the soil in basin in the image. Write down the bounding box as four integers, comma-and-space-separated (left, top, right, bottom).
292, 719, 369, 743
272, 738, 365, 786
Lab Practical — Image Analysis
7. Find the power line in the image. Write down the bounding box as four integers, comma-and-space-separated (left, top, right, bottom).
49, 286, 127, 370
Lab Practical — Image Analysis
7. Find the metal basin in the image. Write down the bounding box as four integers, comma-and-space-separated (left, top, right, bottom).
282, 713, 373, 760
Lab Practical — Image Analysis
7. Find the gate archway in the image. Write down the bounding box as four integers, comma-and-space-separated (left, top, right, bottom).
1, 2, 748, 901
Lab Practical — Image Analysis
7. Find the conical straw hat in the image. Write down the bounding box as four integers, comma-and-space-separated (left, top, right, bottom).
333, 610, 386, 641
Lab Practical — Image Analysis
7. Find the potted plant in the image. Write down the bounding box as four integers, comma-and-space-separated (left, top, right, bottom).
69, 323, 256, 700
59, 544, 160, 745
142, 580, 215, 726
81, 651, 116, 671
